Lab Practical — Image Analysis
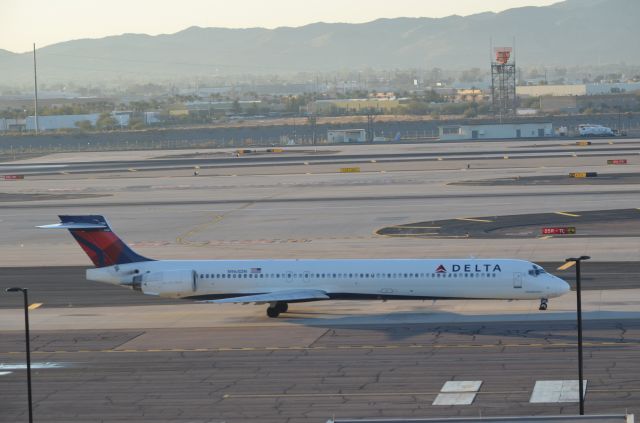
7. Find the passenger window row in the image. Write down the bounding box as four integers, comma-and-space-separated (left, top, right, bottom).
197, 272, 498, 279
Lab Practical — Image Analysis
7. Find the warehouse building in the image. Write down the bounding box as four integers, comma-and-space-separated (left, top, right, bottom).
517, 82, 640, 97
327, 129, 367, 143
26, 113, 100, 131
540, 94, 639, 113
439, 122, 553, 141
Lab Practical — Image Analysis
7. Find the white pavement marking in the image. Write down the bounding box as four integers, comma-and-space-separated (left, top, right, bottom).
440, 381, 483, 393
0, 362, 64, 370
433, 393, 477, 406
530, 380, 588, 403
455, 217, 493, 223
433, 380, 482, 405
0, 371, 12, 376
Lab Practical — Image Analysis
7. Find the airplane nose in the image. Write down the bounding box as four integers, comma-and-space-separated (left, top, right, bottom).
553, 276, 571, 297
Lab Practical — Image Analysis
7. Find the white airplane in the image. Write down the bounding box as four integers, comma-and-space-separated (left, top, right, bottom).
40, 215, 570, 318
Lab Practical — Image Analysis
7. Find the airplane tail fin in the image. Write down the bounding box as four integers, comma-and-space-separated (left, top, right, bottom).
39, 215, 153, 268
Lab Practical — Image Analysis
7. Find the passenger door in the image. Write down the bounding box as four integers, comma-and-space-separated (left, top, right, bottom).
513, 272, 524, 289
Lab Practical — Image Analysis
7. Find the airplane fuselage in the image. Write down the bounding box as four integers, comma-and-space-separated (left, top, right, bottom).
88, 258, 569, 301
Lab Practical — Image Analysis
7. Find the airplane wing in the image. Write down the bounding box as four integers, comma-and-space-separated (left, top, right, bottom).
203, 289, 329, 304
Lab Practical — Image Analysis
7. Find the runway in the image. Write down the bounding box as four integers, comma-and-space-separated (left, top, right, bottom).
2, 139, 640, 175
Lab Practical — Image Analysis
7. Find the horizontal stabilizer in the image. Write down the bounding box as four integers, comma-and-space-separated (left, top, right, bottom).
205, 289, 329, 304
38, 222, 108, 230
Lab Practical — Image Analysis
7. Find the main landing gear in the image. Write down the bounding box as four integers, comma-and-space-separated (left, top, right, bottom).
539, 298, 548, 311
266, 301, 288, 318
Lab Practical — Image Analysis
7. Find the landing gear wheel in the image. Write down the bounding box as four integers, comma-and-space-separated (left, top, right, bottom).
539, 298, 548, 311
275, 302, 288, 313
266, 307, 280, 318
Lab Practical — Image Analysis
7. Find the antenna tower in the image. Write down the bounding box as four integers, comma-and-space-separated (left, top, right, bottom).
490, 46, 516, 119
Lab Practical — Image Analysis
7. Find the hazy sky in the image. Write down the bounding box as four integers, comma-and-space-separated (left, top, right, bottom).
3, 0, 559, 53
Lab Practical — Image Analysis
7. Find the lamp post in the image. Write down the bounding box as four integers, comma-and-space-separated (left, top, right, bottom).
6, 287, 33, 423
565, 256, 590, 415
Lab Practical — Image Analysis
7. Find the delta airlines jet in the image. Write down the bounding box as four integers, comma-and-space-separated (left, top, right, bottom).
41, 215, 570, 318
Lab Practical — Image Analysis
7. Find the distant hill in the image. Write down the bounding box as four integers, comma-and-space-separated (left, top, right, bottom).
0, 0, 637, 85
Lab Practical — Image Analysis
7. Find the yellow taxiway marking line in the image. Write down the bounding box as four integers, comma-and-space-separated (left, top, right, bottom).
27, 303, 42, 310
555, 211, 581, 217
383, 233, 440, 237
538, 235, 553, 240
3, 341, 637, 356
223, 387, 640, 399
456, 217, 493, 223
558, 261, 577, 271
127, 168, 137, 172
223, 391, 446, 399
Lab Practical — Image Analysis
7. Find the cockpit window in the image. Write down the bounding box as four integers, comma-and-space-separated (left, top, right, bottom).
528, 266, 547, 276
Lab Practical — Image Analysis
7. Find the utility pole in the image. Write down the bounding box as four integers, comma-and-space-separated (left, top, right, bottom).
366, 108, 376, 143
33, 43, 39, 135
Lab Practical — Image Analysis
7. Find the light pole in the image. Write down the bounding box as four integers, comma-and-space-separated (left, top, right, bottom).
565, 256, 590, 415
6, 287, 34, 423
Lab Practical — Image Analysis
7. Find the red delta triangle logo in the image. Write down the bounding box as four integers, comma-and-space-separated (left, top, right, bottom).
435, 264, 447, 273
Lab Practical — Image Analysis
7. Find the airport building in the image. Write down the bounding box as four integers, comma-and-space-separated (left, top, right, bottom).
540, 94, 639, 113
0, 118, 26, 132
25, 113, 100, 131
23, 111, 132, 131
327, 129, 367, 143
517, 82, 640, 97
439, 122, 553, 140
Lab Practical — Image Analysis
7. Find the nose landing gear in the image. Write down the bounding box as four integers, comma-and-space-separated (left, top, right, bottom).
266, 301, 289, 318
539, 298, 548, 311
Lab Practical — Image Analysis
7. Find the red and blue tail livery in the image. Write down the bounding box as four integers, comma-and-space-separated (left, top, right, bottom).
39, 215, 152, 267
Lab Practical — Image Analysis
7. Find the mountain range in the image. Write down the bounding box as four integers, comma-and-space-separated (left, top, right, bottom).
0, 0, 637, 86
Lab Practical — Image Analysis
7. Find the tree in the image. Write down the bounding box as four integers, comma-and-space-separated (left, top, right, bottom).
463, 106, 478, 118
460, 68, 484, 83
128, 118, 145, 130
75, 120, 94, 131
231, 99, 241, 114
96, 113, 117, 130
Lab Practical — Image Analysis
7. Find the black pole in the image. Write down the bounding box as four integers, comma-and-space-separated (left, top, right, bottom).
23, 289, 34, 423
575, 260, 584, 415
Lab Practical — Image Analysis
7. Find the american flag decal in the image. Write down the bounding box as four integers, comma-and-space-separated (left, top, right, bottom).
251, 268, 262, 273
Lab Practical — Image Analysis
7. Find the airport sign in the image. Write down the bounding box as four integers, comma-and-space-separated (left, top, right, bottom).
542, 227, 576, 235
